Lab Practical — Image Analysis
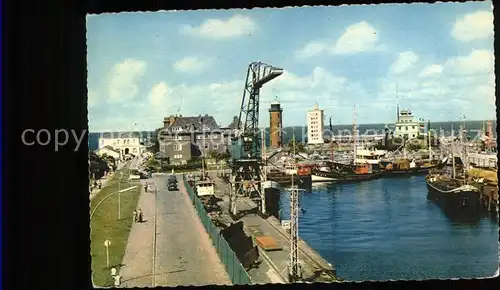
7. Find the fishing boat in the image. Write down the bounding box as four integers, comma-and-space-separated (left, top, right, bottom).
381, 157, 448, 176
425, 174, 481, 212
425, 139, 481, 213
312, 162, 382, 183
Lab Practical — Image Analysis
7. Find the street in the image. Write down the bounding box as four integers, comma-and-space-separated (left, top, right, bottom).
153, 174, 231, 286
119, 174, 230, 287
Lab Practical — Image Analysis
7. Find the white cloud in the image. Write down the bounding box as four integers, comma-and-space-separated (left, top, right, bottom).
182, 14, 256, 39
149, 82, 170, 107
332, 21, 380, 54
89, 67, 371, 130
108, 59, 147, 102
444, 49, 494, 75
418, 64, 443, 78
295, 42, 328, 59
376, 49, 495, 122
389, 51, 419, 74
173, 56, 212, 74
296, 21, 383, 58
452, 10, 493, 42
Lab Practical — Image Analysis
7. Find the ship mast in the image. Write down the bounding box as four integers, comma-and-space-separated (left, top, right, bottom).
288, 129, 300, 282
330, 117, 334, 168
427, 119, 432, 161
353, 105, 358, 165
261, 128, 267, 182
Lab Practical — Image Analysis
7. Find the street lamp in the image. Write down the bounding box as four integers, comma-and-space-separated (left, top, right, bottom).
104, 240, 111, 268
118, 171, 124, 220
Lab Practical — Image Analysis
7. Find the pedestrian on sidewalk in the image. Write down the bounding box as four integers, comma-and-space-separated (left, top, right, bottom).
132, 210, 137, 223
110, 267, 117, 278
113, 274, 121, 287
137, 208, 143, 223
98, 181, 102, 190
145, 184, 148, 193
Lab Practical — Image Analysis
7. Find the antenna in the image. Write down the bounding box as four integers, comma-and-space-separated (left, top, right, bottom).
288, 128, 300, 282
177, 95, 183, 114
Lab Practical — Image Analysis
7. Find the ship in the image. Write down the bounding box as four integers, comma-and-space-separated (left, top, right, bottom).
425, 174, 481, 213
312, 162, 382, 183
381, 157, 448, 176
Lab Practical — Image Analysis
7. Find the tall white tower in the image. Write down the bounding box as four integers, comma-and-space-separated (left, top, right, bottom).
307, 103, 325, 145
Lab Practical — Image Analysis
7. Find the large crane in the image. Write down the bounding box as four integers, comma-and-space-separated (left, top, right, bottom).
229, 62, 283, 218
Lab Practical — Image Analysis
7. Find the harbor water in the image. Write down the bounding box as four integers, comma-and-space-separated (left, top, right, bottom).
279, 176, 499, 281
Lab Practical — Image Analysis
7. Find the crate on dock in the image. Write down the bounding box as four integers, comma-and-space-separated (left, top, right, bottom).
255, 236, 282, 251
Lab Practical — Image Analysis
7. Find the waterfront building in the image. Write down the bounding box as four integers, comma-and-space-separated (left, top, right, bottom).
393, 106, 424, 139
307, 103, 325, 145
269, 97, 283, 148
95, 145, 121, 160
98, 132, 147, 158
158, 114, 234, 165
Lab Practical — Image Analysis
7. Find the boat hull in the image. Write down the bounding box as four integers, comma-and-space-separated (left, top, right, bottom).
311, 174, 338, 183
426, 179, 481, 214
382, 159, 448, 177
312, 170, 382, 183
262, 180, 281, 219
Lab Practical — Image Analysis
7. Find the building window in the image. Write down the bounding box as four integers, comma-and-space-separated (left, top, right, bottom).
132, 148, 137, 153
204, 144, 209, 149
174, 154, 182, 159
117, 140, 120, 145
214, 144, 218, 149
174, 144, 182, 151
160, 145, 165, 152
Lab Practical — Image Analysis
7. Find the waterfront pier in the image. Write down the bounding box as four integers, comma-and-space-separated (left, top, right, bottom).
203, 172, 337, 284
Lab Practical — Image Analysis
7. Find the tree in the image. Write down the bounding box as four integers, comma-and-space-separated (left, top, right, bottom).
151, 127, 163, 153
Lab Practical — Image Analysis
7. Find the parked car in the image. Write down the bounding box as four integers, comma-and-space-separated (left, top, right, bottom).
167, 183, 178, 191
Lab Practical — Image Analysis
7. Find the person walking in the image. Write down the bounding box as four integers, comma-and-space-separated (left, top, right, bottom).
137, 208, 143, 223
113, 274, 121, 287
132, 210, 137, 223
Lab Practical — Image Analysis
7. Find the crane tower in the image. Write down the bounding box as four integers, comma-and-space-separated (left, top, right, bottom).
229, 62, 283, 218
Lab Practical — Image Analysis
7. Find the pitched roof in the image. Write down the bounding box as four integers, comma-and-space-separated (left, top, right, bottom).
101, 145, 120, 153
166, 115, 220, 132
225, 116, 240, 129
99, 131, 143, 139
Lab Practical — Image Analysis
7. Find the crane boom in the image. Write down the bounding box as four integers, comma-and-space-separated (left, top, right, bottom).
236, 62, 283, 160
228, 62, 283, 220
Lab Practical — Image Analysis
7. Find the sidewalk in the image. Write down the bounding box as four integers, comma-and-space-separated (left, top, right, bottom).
119, 181, 156, 287
89, 161, 130, 201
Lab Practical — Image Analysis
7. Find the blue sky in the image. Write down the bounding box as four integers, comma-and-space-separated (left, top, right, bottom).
87, 2, 494, 132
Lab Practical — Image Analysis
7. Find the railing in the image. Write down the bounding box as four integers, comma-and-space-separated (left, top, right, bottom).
182, 175, 253, 285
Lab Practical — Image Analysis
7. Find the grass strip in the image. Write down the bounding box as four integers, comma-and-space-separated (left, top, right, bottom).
90, 167, 142, 287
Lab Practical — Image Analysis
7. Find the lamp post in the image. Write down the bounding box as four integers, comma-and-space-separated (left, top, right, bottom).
104, 240, 111, 268
118, 171, 124, 220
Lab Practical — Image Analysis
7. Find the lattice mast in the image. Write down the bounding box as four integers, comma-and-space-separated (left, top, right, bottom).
229, 62, 283, 217
288, 130, 300, 282
352, 105, 358, 163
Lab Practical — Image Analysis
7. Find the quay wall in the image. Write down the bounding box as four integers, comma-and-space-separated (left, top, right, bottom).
182, 175, 253, 285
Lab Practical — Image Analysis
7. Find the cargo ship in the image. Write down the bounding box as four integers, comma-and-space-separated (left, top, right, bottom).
381, 157, 448, 176
312, 162, 382, 183
425, 174, 481, 213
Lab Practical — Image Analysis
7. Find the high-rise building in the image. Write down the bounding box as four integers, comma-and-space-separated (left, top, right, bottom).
269, 98, 283, 148
307, 103, 324, 144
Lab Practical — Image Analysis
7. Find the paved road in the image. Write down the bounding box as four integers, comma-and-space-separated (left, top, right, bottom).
153, 174, 231, 286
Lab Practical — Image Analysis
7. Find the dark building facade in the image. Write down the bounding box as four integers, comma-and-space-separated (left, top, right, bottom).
158, 114, 237, 165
